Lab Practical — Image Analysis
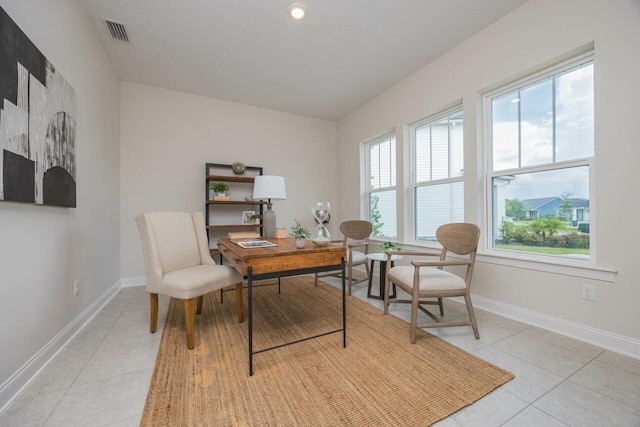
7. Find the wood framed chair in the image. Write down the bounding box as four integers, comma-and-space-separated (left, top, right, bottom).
136, 211, 244, 349
383, 222, 480, 343
315, 220, 372, 295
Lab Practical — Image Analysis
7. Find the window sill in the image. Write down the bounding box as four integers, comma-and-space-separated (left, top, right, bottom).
477, 250, 617, 282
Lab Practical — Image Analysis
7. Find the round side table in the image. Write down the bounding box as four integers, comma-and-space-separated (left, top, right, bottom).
366, 253, 402, 300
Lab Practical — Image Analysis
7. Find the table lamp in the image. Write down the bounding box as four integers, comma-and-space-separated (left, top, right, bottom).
252, 175, 287, 238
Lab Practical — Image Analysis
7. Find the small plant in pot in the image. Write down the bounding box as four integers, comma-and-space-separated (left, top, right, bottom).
290, 220, 311, 248
249, 213, 262, 224
379, 241, 403, 252
211, 181, 229, 196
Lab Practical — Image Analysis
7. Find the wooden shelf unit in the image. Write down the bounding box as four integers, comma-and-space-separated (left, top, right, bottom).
205, 163, 265, 257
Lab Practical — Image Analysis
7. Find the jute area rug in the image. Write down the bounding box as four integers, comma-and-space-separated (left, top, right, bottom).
141, 276, 513, 426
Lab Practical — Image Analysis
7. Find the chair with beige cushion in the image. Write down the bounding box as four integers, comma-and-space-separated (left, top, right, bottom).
384, 222, 480, 343
315, 220, 372, 295
136, 211, 244, 349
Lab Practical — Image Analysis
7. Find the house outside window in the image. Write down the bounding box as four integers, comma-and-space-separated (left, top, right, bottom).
487, 52, 594, 257
366, 133, 396, 238
412, 108, 463, 242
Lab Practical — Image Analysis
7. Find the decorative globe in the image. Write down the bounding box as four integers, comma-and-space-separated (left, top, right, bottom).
231, 161, 246, 175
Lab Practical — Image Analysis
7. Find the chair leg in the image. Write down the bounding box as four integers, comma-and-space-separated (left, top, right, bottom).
184, 298, 196, 349
438, 297, 444, 315
410, 291, 420, 344
464, 294, 480, 339
196, 295, 204, 314
347, 263, 353, 295
235, 282, 244, 323
149, 293, 159, 333
314, 272, 319, 287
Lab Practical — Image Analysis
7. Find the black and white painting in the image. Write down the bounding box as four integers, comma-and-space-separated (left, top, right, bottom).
0, 7, 76, 207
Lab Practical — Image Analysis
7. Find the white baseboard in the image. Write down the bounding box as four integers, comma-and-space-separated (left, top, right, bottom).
0, 280, 122, 414
368, 269, 640, 360
121, 276, 145, 287
468, 294, 640, 360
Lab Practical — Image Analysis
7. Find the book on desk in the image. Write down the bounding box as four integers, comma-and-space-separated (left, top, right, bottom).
233, 239, 278, 249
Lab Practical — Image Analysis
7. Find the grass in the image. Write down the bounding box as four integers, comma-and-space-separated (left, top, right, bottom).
495, 244, 590, 255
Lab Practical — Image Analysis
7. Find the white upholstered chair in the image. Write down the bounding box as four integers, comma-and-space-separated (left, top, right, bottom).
384, 223, 481, 343
315, 220, 372, 295
136, 211, 244, 349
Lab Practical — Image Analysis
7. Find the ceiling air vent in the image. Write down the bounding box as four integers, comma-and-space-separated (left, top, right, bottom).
103, 19, 130, 43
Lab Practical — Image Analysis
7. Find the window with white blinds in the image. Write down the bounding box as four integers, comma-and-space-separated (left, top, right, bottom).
366, 133, 396, 238
411, 108, 464, 241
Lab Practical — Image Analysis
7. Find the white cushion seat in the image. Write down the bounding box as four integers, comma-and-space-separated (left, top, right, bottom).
387, 266, 466, 292
349, 250, 367, 266
162, 264, 244, 300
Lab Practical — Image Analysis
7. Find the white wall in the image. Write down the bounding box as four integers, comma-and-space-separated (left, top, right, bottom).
120, 82, 338, 278
0, 0, 120, 394
337, 0, 640, 345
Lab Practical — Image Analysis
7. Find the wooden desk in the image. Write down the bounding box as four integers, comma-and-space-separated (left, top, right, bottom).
218, 237, 346, 375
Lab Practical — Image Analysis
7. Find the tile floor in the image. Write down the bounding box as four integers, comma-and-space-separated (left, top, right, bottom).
1, 276, 639, 426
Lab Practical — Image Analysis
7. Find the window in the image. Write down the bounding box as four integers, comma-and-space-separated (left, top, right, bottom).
412, 108, 464, 241
487, 53, 594, 257
366, 133, 396, 238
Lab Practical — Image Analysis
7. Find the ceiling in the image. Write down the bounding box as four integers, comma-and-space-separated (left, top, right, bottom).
79, 0, 528, 121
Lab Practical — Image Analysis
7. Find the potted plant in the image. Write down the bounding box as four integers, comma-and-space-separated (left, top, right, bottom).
379, 241, 403, 252
211, 181, 229, 196
289, 220, 311, 248
249, 213, 262, 224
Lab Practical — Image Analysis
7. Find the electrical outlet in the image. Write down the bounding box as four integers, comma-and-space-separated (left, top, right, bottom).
73, 280, 79, 296
581, 283, 594, 301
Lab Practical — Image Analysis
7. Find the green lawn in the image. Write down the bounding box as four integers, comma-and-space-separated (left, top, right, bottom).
495, 244, 590, 255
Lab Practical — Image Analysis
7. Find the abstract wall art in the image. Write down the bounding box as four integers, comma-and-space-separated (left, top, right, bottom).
0, 7, 76, 207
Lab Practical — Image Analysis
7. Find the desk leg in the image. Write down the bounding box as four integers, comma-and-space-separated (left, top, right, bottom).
248, 266, 253, 376
342, 258, 346, 348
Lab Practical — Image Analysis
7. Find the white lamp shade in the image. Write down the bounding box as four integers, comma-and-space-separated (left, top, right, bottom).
252, 175, 287, 200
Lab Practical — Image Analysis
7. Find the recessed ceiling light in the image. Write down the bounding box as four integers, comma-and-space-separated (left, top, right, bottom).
289, 4, 305, 20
